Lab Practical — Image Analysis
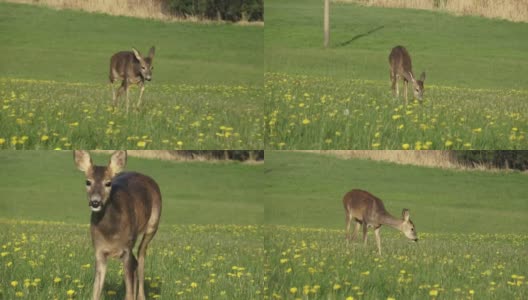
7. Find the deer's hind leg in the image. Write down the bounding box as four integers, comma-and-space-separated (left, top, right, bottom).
390, 70, 397, 97
136, 230, 157, 300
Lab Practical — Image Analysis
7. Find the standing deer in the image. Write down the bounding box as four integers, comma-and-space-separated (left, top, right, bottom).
109, 47, 155, 113
74, 150, 162, 300
389, 45, 426, 105
343, 189, 417, 255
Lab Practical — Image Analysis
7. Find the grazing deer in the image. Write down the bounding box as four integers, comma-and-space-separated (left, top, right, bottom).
389, 45, 426, 105
74, 150, 162, 300
109, 47, 155, 113
343, 189, 417, 255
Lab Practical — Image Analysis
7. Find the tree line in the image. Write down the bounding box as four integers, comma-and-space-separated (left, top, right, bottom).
165, 0, 263, 22
454, 151, 528, 171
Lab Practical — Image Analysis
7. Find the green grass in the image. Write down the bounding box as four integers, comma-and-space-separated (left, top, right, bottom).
0, 2, 263, 149
265, 0, 528, 89
1, 221, 263, 299
264, 151, 528, 233
0, 151, 264, 299
0, 151, 263, 224
265, 73, 527, 149
264, 0, 528, 149
265, 151, 528, 299
0, 2, 262, 86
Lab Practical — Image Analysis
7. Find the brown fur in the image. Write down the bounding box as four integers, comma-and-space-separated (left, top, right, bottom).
109, 47, 155, 113
389, 45, 425, 104
343, 189, 417, 255
74, 150, 162, 300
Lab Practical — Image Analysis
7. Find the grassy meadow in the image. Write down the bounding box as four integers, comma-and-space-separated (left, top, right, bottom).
0, 2, 263, 149
264, 151, 528, 299
0, 151, 264, 299
264, 0, 528, 149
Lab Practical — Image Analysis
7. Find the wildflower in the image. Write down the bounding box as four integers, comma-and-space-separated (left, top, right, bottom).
445, 140, 453, 147
302, 118, 310, 125
137, 141, 146, 148
346, 297, 355, 300
107, 290, 116, 296
333, 283, 341, 290
402, 143, 410, 150
15, 292, 24, 297
429, 289, 438, 296
53, 277, 61, 283
40, 135, 49, 142
67, 290, 76, 297
290, 287, 297, 294
11, 280, 18, 287
191, 282, 198, 288
0, 138, 5, 145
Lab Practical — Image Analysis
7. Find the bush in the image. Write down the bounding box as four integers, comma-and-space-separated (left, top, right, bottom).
165, 0, 263, 22
454, 151, 528, 171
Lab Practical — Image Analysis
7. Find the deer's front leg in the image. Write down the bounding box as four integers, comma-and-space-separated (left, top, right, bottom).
92, 251, 108, 300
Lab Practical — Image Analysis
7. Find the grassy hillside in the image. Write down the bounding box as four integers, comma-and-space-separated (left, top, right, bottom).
0, 2, 262, 86
265, 0, 528, 89
264, 0, 528, 149
0, 2, 263, 149
265, 151, 527, 299
265, 151, 528, 233
0, 151, 263, 224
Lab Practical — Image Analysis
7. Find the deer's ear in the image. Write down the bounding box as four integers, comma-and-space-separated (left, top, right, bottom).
132, 48, 142, 61
148, 46, 155, 59
402, 72, 412, 82
74, 150, 93, 174
402, 209, 410, 221
419, 71, 426, 81
109, 151, 127, 176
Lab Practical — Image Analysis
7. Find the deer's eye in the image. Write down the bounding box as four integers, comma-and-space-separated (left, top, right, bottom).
104, 181, 112, 187
86, 180, 91, 186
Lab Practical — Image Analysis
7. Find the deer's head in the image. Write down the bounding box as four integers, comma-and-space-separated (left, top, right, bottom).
132, 46, 155, 81
74, 151, 127, 212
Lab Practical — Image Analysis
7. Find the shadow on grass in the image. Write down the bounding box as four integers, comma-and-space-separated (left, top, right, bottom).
336, 25, 385, 47
103, 279, 162, 298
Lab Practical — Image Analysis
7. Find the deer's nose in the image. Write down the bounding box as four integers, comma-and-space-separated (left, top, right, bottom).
89, 200, 101, 208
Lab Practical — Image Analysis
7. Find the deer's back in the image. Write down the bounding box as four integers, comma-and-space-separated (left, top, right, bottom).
389, 46, 413, 74
343, 189, 387, 221
109, 51, 138, 79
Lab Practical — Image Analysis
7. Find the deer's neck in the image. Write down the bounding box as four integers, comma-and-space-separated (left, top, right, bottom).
379, 213, 403, 230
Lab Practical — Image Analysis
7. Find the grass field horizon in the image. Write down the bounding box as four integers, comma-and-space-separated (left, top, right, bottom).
265, 0, 528, 149
265, 151, 527, 299
0, 2, 263, 149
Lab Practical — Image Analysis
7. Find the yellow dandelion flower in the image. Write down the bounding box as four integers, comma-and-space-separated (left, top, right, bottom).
472, 128, 482, 133
0, 138, 5, 145
191, 282, 198, 288
11, 280, 18, 287
67, 290, 76, 297
346, 297, 355, 300
290, 287, 298, 294
137, 141, 146, 148
429, 289, 438, 296
445, 140, 453, 147
302, 118, 310, 125
469, 290, 474, 295
15, 291, 24, 297
107, 290, 116, 296
53, 277, 61, 283
333, 283, 341, 290
402, 143, 410, 150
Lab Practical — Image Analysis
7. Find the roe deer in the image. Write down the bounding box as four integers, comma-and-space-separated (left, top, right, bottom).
343, 189, 417, 255
109, 47, 155, 113
74, 150, 162, 300
389, 45, 426, 105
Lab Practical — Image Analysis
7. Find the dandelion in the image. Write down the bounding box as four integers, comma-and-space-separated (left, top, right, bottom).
429, 289, 438, 296
333, 283, 341, 290
0, 138, 5, 145
290, 287, 298, 294
472, 128, 482, 133
15, 291, 24, 297
67, 290, 76, 297
302, 118, 310, 125
137, 141, 146, 148
11, 280, 18, 287
346, 297, 355, 300
191, 282, 198, 288
402, 143, 410, 150
107, 290, 116, 296
53, 277, 61, 283
445, 140, 453, 147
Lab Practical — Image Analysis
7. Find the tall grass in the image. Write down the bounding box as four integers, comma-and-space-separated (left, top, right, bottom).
335, 0, 528, 22
3, 0, 264, 25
